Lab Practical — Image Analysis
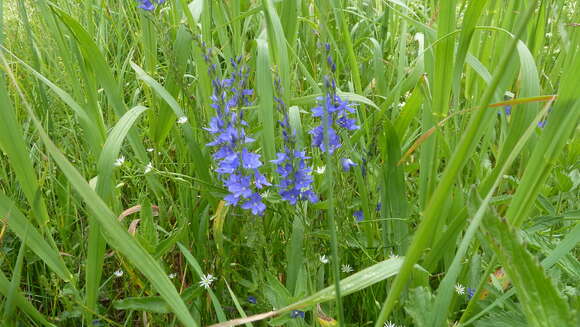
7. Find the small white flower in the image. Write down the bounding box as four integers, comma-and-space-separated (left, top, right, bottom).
546, 32, 552, 38
315, 166, 326, 174
482, 158, 492, 170
398, 101, 406, 108
177, 116, 188, 124
114, 156, 125, 167
199, 274, 216, 289
169, 273, 177, 279
389, 252, 399, 260
113, 269, 124, 277
319, 255, 329, 264
341, 264, 353, 273
147, 147, 154, 153
384, 321, 397, 327
455, 283, 465, 295
144, 162, 153, 174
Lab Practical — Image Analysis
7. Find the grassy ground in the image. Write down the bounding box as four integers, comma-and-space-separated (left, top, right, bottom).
0, 0, 578, 326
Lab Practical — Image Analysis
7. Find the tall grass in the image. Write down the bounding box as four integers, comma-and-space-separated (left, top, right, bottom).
0, 0, 578, 326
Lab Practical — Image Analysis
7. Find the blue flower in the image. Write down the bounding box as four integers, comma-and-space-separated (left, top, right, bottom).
309, 45, 359, 154
354, 210, 364, 222
376, 202, 382, 212
466, 287, 476, 300
538, 120, 546, 128
241, 193, 267, 216
205, 56, 269, 216
309, 123, 341, 154
241, 149, 262, 169
247, 296, 257, 304
290, 310, 305, 319
341, 158, 357, 172
137, 0, 164, 11
271, 87, 317, 205
504, 105, 512, 115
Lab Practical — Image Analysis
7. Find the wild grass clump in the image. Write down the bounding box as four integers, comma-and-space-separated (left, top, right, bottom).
0, 1, 578, 326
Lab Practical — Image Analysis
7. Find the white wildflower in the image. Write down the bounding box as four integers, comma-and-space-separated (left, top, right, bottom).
169, 273, 177, 279
114, 156, 125, 167
113, 269, 124, 277
147, 147, 154, 153
455, 283, 465, 295
341, 264, 353, 273
199, 274, 216, 289
319, 255, 329, 264
177, 116, 188, 124
384, 321, 397, 327
315, 166, 326, 174
144, 162, 153, 174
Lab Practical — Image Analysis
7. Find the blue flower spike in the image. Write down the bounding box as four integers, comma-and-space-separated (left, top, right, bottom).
204, 54, 269, 216
341, 158, 357, 172
137, 0, 164, 11
271, 80, 318, 205
247, 296, 257, 304
309, 44, 359, 154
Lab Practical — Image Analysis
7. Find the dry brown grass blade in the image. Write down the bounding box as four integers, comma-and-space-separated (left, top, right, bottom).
117, 204, 159, 222
207, 310, 279, 327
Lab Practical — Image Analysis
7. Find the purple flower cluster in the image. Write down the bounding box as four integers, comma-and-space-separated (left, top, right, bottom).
137, 0, 164, 11
205, 58, 269, 215
271, 93, 317, 205
309, 46, 359, 154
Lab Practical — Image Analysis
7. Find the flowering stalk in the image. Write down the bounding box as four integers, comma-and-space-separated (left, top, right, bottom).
271, 80, 317, 205
204, 55, 269, 215
314, 43, 350, 327
136, 0, 165, 11
309, 45, 359, 154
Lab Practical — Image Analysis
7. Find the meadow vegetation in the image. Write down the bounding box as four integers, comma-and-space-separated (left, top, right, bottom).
0, 0, 578, 326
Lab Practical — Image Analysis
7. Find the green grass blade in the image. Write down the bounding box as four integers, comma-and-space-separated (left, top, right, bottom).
130, 61, 213, 189
428, 99, 553, 327
0, 271, 55, 327
374, 3, 539, 325
3, 237, 26, 320
178, 243, 227, 322
0, 68, 56, 246
255, 38, 276, 164
209, 257, 404, 327
2, 48, 105, 151
85, 105, 150, 321
0, 53, 197, 327
505, 44, 580, 227
0, 194, 73, 282
262, 0, 290, 100
482, 214, 575, 326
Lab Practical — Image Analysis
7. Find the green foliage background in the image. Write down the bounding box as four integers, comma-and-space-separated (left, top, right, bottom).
0, 0, 578, 326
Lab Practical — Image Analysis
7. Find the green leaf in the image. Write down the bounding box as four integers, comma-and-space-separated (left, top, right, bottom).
482, 214, 575, 326
0, 270, 56, 327
0, 54, 197, 326
404, 287, 434, 327
0, 194, 73, 282
130, 61, 213, 190
208, 257, 404, 327
256, 38, 276, 164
